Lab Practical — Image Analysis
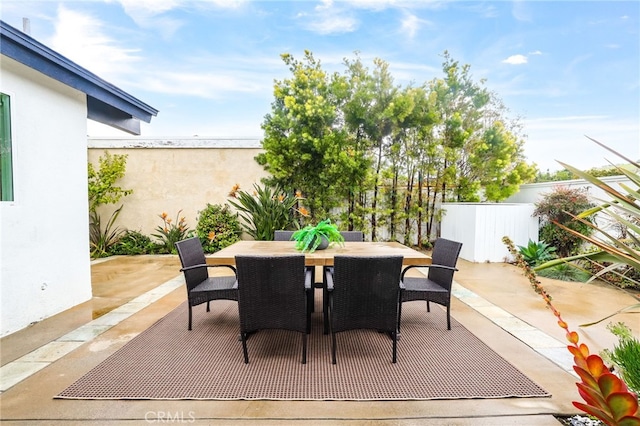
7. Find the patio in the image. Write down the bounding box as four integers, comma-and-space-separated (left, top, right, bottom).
1, 254, 638, 424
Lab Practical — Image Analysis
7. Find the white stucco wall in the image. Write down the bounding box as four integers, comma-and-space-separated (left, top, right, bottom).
0, 56, 92, 336
505, 175, 632, 204
441, 203, 539, 263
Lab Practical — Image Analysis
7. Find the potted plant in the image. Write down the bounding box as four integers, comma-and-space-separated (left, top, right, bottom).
292, 219, 345, 252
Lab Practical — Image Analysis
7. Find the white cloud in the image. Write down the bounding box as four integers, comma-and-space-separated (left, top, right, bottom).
48, 5, 141, 78
307, 15, 358, 34
528, 50, 542, 55
300, 1, 359, 34
400, 13, 431, 39
502, 54, 528, 65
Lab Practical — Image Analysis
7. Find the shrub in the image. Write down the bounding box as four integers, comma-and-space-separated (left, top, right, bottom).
227, 183, 305, 240
196, 204, 242, 253
110, 230, 156, 255
89, 206, 125, 258
601, 322, 640, 395
533, 186, 596, 257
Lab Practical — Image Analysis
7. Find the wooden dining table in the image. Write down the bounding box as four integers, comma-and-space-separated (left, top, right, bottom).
207, 240, 431, 335
205, 240, 432, 266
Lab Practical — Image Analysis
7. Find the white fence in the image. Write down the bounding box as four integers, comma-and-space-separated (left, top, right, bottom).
441, 203, 538, 263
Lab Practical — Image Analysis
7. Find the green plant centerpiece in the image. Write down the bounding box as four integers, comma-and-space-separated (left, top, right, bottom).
292, 219, 344, 252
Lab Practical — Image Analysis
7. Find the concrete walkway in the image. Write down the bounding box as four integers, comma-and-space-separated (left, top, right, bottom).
1, 255, 638, 424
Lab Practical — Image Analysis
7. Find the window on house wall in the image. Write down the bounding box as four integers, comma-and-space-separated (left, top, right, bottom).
0, 93, 14, 201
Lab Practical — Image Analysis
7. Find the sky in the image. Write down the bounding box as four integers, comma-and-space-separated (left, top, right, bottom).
1, 0, 639, 172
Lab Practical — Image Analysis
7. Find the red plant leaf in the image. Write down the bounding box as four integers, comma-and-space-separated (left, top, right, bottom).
577, 382, 608, 409
587, 354, 608, 378
567, 331, 580, 344
617, 416, 640, 426
578, 343, 590, 358
574, 365, 600, 389
607, 392, 640, 421
573, 402, 615, 425
599, 373, 627, 398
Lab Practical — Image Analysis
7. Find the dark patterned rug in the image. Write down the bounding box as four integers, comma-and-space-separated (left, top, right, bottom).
56, 296, 550, 400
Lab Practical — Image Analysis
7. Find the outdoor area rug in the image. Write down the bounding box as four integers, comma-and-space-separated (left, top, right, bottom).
56, 297, 550, 400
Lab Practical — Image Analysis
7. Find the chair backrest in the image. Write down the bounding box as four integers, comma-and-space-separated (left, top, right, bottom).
235, 255, 307, 334
330, 256, 403, 333
340, 231, 365, 242
273, 230, 295, 241
175, 237, 208, 291
428, 238, 463, 290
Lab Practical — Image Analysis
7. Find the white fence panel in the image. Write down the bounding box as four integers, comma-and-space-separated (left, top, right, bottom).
441, 203, 538, 263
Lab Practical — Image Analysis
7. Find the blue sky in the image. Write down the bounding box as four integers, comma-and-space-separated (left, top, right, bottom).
2, 0, 638, 172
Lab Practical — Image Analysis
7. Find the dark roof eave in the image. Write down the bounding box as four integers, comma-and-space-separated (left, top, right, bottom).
0, 20, 158, 131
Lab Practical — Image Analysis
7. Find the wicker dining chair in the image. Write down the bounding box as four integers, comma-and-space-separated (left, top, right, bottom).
235, 255, 312, 364
399, 238, 462, 330
321, 230, 365, 332
274, 230, 316, 314
175, 237, 238, 331
326, 255, 404, 364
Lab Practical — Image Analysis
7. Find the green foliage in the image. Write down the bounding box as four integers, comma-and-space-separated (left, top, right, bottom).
518, 239, 557, 266
152, 211, 193, 254
533, 186, 596, 257
601, 323, 640, 395
89, 206, 125, 258
292, 219, 345, 253
536, 138, 640, 289
110, 230, 157, 255
258, 50, 367, 220
88, 151, 132, 212
227, 183, 303, 240
195, 204, 242, 253
503, 236, 640, 425
258, 50, 534, 243
536, 262, 591, 282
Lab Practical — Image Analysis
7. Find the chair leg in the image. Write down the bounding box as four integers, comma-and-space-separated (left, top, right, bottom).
322, 269, 327, 335
188, 305, 193, 331
392, 331, 397, 363
206, 300, 210, 312
302, 333, 307, 364
306, 290, 313, 333
398, 301, 403, 333
426, 300, 431, 312
241, 332, 249, 364
446, 304, 451, 330
331, 331, 337, 364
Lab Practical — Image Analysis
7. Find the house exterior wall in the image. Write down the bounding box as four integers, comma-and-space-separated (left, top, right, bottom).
88, 139, 269, 237
0, 56, 92, 336
441, 203, 539, 263
505, 175, 632, 204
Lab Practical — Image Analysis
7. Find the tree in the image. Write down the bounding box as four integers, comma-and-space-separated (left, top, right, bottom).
257, 51, 366, 221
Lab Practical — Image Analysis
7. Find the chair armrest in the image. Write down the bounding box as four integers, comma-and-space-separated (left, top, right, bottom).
180, 264, 237, 275
401, 264, 457, 279
325, 268, 334, 291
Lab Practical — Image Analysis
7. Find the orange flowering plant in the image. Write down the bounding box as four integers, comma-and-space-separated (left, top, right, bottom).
152, 210, 193, 254
503, 236, 640, 426
227, 183, 307, 240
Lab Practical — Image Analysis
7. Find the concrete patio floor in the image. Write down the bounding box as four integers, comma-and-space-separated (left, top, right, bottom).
1, 254, 638, 425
